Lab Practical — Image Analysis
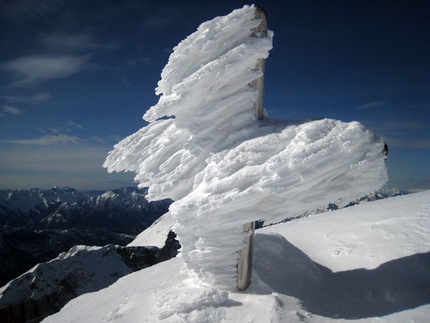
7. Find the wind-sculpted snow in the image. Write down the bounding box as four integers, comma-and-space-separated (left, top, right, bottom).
104, 5, 388, 290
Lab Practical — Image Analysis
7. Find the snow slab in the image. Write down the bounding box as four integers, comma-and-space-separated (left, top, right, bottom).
42, 191, 430, 323
128, 211, 174, 248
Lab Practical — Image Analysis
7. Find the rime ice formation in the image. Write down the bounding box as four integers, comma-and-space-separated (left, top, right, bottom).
104, 5, 388, 290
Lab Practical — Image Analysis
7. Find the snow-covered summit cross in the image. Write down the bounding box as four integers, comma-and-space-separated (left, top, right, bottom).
104, 5, 388, 291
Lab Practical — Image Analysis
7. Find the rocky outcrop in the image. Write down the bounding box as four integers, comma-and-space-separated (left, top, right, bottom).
117, 231, 180, 271
0, 231, 180, 323
0, 186, 172, 286
0, 230, 38, 288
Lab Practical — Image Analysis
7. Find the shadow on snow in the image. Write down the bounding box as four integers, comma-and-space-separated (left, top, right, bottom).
252, 233, 430, 319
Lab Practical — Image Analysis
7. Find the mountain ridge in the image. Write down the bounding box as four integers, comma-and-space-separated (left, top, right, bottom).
0, 186, 172, 287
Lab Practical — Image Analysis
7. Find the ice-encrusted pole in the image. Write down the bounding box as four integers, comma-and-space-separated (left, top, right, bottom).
237, 7, 268, 291
250, 6, 267, 121
237, 221, 256, 291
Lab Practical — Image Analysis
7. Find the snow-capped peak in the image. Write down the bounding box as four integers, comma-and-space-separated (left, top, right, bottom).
0, 187, 89, 214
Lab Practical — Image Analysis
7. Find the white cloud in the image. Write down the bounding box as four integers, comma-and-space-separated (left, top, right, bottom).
357, 99, 391, 110
1, 105, 22, 115
44, 121, 84, 135
0, 54, 92, 88
7, 134, 83, 146
38, 32, 120, 53
31, 92, 51, 104
126, 57, 151, 69
1, 92, 51, 104
40, 33, 98, 52
89, 136, 105, 143
66, 120, 84, 130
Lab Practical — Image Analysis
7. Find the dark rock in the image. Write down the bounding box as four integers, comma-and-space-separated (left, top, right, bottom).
0, 231, 180, 323
0, 186, 172, 286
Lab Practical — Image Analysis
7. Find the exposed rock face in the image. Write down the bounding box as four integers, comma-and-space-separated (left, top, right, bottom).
0, 230, 37, 288
0, 186, 172, 286
117, 231, 181, 271
0, 231, 180, 323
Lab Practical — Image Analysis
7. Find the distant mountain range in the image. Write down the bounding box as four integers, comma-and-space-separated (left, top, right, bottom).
349, 187, 419, 204
264, 187, 417, 226
0, 186, 172, 287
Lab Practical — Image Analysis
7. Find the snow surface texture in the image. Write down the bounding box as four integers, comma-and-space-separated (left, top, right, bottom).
42, 191, 430, 322
104, 5, 388, 290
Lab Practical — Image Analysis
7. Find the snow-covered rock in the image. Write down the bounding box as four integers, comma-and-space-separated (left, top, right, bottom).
0, 232, 180, 323
0, 244, 132, 323
128, 211, 176, 248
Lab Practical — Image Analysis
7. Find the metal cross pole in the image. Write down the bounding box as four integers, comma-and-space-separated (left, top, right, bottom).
250, 6, 268, 121
237, 221, 256, 291
237, 6, 268, 292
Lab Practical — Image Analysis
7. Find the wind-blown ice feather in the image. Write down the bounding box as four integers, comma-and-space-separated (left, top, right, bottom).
104, 5, 388, 290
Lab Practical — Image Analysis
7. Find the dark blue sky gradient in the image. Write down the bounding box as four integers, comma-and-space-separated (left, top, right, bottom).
0, 0, 429, 190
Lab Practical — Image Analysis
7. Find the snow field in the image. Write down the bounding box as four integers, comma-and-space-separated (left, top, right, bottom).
42, 191, 430, 323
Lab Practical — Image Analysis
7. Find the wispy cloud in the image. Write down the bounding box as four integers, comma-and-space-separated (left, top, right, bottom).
1, 105, 23, 115
45, 121, 84, 135
38, 32, 119, 53
7, 134, 83, 146
65, 120, 84, 130
1, 92, 51, 104
142, 8, 176, 31
0, 54, 92, 88
126, 56, 151, 69
4, 120, 107, 145
89, 136, 106, 143
0, 30, 121, 89
357, 99, 391, 110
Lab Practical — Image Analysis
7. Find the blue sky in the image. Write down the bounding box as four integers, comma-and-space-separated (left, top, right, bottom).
0, 0, 429, 191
